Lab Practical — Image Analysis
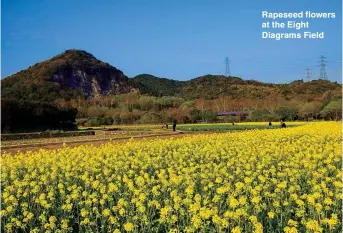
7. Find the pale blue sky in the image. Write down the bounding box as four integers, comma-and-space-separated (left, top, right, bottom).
2, 0, 342, 83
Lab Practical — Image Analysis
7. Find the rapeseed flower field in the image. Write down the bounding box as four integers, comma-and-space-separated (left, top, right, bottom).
1, 122, 342, 232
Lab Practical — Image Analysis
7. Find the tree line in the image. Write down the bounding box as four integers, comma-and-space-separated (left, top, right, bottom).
1, 99, 77, 133
55, 91, 342, 127
2, 90, 341, 132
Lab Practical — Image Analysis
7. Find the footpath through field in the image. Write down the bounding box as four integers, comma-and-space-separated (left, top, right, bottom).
2, 131, 229, 154
1, 122, 304, 154
0, 131, 184, 154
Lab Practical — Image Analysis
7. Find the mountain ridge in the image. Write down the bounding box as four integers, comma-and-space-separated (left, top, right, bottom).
1, 49, 341, 102
1, 49, 134, 101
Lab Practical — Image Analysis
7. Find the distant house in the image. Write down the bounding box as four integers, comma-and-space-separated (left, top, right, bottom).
216, 111, 249, 121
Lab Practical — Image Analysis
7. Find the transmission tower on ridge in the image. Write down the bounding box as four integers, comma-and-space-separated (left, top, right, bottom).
318, 55, 328, 80
225, 57, 230, 77
305, 67, 312, 81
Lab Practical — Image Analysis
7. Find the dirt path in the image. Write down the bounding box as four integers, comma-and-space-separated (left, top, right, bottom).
1, 130, 233, 155
1, 132, 196, 154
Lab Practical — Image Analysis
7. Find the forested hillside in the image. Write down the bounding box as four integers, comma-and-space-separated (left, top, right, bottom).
1, 49, 134, 102
1, 49, 341, 129
2, 49, 341, 102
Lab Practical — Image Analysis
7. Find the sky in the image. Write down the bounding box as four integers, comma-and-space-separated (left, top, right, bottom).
1, 0, 342, 83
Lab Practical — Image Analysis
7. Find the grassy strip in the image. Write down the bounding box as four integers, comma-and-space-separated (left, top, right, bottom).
1, 131, 95, 141
1, 131, 170, 147
177, 124, 300, 131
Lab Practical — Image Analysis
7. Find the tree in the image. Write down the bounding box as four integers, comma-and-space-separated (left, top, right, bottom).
119, 92, 139, 112
275, 106, 298, 121
249, 109, 273, 122
196, 98, 212, 121
158, 96, 184, 109
139, 112, 161, 124
200, 111, 217, 123
138, 96, 155, 111
1, 99, 77, 132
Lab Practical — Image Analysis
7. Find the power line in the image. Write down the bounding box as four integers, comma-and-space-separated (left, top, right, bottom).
305, 67, 312, 81
232, 59, 341, 68
225, 57, 230, 77
318, 55, 328, 80
220, 56, 339, 80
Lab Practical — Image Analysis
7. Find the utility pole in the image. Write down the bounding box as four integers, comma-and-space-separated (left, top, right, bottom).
319, 55, 328, 80
305, 67, 312, 81
225, 57, 230, 77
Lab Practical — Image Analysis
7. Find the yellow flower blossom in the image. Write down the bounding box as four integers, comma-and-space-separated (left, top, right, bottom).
0, 122, 341, 232
124, 222, 134, 232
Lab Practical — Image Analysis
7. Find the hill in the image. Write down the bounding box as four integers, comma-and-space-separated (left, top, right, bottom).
179, 75, 278, 99
132, 74, 185, 96
1, 49, 341, 102
132, 74, 341, 101
1, 49, 134, 102
179, 75, 341, 101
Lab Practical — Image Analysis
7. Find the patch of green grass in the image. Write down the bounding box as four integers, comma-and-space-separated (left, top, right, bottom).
78, 123, 303, 132
177, 124, 299, 131
78, 125, 160, 131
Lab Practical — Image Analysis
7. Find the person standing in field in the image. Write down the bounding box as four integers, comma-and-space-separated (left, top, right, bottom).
172, 119, 177, 131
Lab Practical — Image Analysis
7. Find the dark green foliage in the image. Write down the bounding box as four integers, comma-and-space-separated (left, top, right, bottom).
275, 106, 298, 121
1, 99, 77, 133
199, 110, 217, 122
1, 81, 83, 102
249, 109, 279, 122
132, 74, 185, 97
85, 116, 115, 127
131, 74, 340, 101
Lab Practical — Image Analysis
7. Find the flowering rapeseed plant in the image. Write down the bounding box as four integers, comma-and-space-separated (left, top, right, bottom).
1, 122, 342, 232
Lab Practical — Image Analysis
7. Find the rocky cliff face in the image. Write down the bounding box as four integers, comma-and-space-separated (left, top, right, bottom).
1, 49, 135, 101
48, 49, 135, 98
48, 51, 133, 98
